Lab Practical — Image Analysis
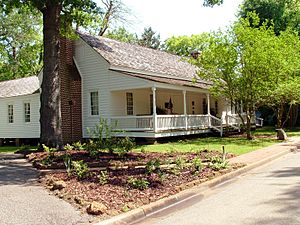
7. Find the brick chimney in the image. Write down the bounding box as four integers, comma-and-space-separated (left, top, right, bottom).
59, 37, 82, 144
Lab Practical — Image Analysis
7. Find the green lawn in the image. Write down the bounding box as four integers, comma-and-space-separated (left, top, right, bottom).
0, 146, 22, 153
253, 126, 300, 137
134, 136, 280, 156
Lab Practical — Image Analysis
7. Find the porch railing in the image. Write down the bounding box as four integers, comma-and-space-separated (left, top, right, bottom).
110, 116, 153, 131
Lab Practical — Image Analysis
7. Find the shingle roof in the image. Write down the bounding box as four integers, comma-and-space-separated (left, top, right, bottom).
0, 76, 40, 98
79, 32, 211, 89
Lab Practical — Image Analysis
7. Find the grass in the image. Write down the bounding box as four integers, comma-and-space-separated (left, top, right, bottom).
135, 127, 300, 156
0, 146, 37, 153
0, 146, 22, 153
135, 137, 279, 156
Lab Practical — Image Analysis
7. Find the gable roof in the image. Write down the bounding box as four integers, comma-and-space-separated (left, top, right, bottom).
0, 76, 40, 98
78, 32, 211, 89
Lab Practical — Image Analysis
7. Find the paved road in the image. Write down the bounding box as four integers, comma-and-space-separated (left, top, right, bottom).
138, 151, 300, 225
0, 153, 90, 225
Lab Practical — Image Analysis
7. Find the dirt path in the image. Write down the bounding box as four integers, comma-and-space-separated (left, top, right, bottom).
0, 153, 91, 225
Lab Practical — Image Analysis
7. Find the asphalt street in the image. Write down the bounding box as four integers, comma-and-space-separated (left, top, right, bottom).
138, 151, 300, 225
0, 153, 90, 225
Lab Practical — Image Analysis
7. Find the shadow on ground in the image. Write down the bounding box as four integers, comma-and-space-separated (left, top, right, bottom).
0, 154, 38, 186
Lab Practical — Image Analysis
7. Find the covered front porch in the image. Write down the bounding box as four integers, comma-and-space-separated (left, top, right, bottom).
109, 83, 234, 138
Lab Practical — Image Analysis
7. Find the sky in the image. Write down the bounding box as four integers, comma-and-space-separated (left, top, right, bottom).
95, 0, 244, 40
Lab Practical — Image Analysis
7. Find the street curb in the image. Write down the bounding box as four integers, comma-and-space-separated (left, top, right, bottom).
93, 142, 298, 225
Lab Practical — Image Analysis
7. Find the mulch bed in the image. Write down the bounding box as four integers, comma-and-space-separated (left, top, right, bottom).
30, 150, 244, 219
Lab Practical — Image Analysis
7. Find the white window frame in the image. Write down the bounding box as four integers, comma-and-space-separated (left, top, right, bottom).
90, 91, 99, 116
24, 102, 31, 123
126, 92, 133, 115
8, 104, 14, 123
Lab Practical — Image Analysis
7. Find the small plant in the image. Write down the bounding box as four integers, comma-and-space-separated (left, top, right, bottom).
127, 177, 149, 190
19, 144, 31, 151
192, 157, 203, 172
175, 156, 186, 170
86, 140, 99, 158
63, 153, 72, 176
208, 156, 229, 171
72, 141, 86, 150
42, 144, 57, 158
64, 144, 74, 151
72, 160, 89, 179
114, 136, 135, 156
121, 204, 130, 212
145, 159, 161, 174
140, 147, 146, 154
98, 170, 109, 185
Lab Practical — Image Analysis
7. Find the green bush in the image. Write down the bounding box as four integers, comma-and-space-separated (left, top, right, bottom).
145, 159, 161, 174
98, 170, 109, 185
72, 141, 86, 150
127, 177, 149, 190
192, 157, 203, 172
63, 153, 72, 176
64, 144, 74, 151
86, 140, 99, 158
72, 160, 89, 179
208, 156, 229, 171
42, 144, 57, 158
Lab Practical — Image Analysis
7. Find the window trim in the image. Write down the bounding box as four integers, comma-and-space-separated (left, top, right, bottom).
90, 91, 99, 116
24, 102, 31, 123
126, 92, 133, 115
8, 104, 14, 124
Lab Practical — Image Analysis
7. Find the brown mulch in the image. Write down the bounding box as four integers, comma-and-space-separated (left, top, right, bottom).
34, 149, 244, 219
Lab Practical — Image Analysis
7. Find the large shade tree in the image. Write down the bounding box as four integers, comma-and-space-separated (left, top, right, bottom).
0, 5, 42, 81
195, 13, 300, 139
1, 0, 99, 148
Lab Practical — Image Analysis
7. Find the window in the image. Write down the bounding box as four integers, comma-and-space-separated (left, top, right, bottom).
126, 92, 133, 115
24, 103, 30, 123
8, 105, 13, 123
90, 91, 99, 115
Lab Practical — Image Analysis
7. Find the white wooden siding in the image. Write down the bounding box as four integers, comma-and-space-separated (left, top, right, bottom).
74, 39, 151, 138
0, 93, 40, 138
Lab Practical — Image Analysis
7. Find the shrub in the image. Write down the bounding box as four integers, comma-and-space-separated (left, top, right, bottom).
145, 159, 161, 174
64, 144, 74, 151
192, 157, 203, 172
19, 144, 31, 151
98, 170, 109, 185
42, 144, 57, 158
72, 141, 85, 150
208, 156, 229, 171
175, 156, 186, 170
127, 177, 149, 190
72, 160, 89, 179
86, 140, 99, 158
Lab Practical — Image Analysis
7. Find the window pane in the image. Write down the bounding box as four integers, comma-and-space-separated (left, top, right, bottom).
126, 93, 133, 115
24, 103, 30, 122
8, 105, 13, 123
90, 92, 99, 115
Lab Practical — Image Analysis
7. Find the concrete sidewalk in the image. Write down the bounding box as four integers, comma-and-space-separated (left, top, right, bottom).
96, 137, 300, 225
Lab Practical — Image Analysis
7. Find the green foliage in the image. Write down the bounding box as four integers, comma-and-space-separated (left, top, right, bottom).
138, 27, 162, 49
42, 144, 57, 158
71, 160, 89, 179
106, 27, 138, 44
87, 118, 134, 156
19, 145, 31, 151
192, 157, 203, 172
145, 159, 161, 175
63, 153, 72, 177
195, 13, 300, 138
127, 177, 149, 190
98, 170, 109, 185
0, 5, 42, 81
165, 33, 210, 56
208, 156, 228, 170
72, 141, 86, 150
239, 0, 300, 35
64, 144, 74, 151
175, 156, 186, 170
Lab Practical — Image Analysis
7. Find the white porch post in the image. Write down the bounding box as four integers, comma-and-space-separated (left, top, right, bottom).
152, 87, 157, 132
183, 90, 187, 130
225, 101, 229, 127
207, 93, 211, 127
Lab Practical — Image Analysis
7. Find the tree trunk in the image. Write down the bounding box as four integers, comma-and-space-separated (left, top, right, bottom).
246, 114, 253, 140
276, 103, 284, 128
40, 2, 63, 149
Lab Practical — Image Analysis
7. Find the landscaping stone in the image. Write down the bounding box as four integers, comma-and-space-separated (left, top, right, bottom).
277, 129, 287, 140
51, 180, 67, 191
86, 201, 107, 215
